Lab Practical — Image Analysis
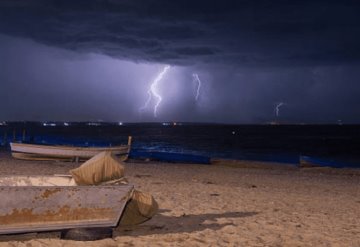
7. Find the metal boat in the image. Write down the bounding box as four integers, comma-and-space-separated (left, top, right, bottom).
0, 175, 133, 235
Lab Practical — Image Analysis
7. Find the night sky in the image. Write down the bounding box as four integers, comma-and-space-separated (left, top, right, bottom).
1, 0, 360, 123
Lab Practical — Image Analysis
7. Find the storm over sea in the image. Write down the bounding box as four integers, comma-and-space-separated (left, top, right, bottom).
1, 122, 360, 168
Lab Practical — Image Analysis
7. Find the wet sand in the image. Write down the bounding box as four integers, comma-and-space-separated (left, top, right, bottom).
0, 152, 359, 246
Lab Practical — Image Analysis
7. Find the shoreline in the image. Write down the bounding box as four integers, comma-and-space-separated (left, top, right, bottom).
0, 152, 359, 246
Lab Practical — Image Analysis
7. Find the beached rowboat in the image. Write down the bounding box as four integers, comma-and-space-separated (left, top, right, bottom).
10, 136, 132, 161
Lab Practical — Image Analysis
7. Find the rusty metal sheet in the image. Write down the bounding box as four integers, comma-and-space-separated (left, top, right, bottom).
0, 185, 133, 234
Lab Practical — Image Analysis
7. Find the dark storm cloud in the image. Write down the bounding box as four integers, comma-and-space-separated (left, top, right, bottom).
1, 0, 360, 66
1, 0, 360, 123
186, 64, 360, 123
0, 34, 168, 122
1, 33, 360, 123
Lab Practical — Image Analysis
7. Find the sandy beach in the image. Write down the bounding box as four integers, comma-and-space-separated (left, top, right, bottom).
0, 152, 359, 247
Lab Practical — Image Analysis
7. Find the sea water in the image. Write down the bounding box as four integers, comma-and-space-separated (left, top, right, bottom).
1, 122, 360, 168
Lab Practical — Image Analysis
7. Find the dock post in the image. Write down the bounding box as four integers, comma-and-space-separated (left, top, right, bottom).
12, 129, 16, 141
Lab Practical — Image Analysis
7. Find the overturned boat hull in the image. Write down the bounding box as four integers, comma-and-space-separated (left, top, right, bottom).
0, 175, 133, 235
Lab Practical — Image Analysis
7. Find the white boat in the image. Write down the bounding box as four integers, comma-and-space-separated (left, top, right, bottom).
10, 136, 132, 161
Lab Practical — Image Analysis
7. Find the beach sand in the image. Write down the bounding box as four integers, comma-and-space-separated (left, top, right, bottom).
0, 152, 359, 246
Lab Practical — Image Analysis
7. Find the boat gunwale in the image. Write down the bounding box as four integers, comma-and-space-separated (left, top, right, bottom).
10, 142, 129, 152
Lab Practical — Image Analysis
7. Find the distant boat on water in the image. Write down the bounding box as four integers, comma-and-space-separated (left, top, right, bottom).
10, 136, 132, 161
299, 155, 360, 168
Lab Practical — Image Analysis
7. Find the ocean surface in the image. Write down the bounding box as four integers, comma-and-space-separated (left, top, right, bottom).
1, 122, 360, 168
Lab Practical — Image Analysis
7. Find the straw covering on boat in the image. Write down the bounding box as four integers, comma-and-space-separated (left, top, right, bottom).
119, 189, 159, 226
70, 151, 125, 185
70, 151, 158, 226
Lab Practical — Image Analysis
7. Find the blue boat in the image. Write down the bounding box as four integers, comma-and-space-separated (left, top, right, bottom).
129, 150, 210, 164
299, 155, 360, 168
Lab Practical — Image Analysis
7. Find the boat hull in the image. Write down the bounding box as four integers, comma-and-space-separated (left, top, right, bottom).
0, 175, 133, 234
299, 155, 360, 168
10, 137, 132, 161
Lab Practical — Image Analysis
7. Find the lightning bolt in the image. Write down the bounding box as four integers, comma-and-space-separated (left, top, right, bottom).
275, 102, 285, 117
139, 65, 170, 117
192, 73, 201, 101
140, 91, 152, 112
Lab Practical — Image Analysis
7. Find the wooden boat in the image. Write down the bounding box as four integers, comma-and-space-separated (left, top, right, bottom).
10, 136, 132, 161
0, 175, 133, 236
